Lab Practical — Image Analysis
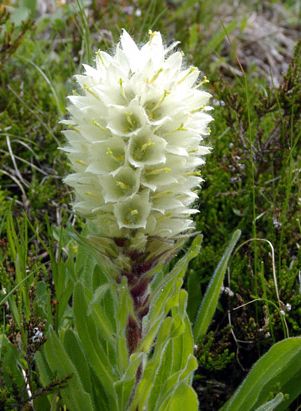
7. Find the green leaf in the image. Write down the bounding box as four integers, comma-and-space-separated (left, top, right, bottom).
115, 352, 145, 409
187, 269, 202, 322
75, 242, 98, 289
34, 281, 52, 325
133, 292, 198, 411
159, 383, 198, 411
83, 284, 115, 345
73, 283, 119, 410
193, 230, 241, 342
0, 335, 25, 388
221, 338, 301, 411
132, 318, 174, 410
34, 351, 53, 409
35, 351, 52, 387
141, 236, 202, 353
63, 329, 92, 395
42, 329, 94, 411
255, 393, 284, 411
88, 284, 111, 314
115, 278, 133, 374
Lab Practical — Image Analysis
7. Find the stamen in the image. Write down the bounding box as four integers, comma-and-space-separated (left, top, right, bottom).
191, 104, 206, 113
76, 159, 86, 165
116, 180, 129, 190
147, 167, 171, 175
141, 139, 155, 152
148, 68, 163, 84
148, 30, 157, 41
152, 190, 172, 199
106, 148, 124, 163
185, 170, 202, 176
119, 78, 126, 100
125, 112, 134, 127
151, 90, 170, 112
93, 120, 106, 130
196, 76, 210, 88
176, 123, 187, 131
96, 50, 105, 64
67, 124, 80, 132
83, 84, 99, 99
177, 67, 197, 84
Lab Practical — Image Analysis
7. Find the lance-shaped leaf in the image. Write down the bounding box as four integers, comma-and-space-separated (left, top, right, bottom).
140, 235, 201, 353
73, 282, 119, 410
221, 337, 301, 411
193, 229, 241, 342
41, 328, 94, 411
132, 291, 198, 410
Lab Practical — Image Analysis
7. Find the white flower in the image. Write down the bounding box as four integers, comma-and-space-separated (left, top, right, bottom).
63, 30, 212, 249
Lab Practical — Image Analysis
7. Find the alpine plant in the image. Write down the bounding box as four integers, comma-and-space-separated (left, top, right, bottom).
63, 30, 212, 253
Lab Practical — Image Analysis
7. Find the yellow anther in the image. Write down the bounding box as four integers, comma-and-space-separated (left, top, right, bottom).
130, 209, 139, 216
196, 76, 210, 88
176, 123, 187, 131
148, 30, 158, 41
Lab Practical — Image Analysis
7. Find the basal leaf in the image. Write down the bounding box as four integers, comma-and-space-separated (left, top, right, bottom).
73, 283, 119, 410
221, 337, 301, 411
42, 329, 94, 411
63, 329, 93, 395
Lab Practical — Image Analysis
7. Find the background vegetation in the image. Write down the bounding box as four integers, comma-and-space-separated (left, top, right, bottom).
0, 0, 300, 409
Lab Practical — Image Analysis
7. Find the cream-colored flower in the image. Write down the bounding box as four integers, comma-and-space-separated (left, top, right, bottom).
63, 29, 212, 249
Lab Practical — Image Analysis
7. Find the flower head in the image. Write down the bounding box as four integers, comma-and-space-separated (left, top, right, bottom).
63, 30, 212, 250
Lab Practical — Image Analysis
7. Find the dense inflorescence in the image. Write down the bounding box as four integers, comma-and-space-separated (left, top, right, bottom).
63, 30, 212, 249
